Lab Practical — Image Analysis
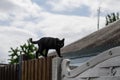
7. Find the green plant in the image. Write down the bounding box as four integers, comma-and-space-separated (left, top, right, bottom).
8, 40, 37, 64
105, 12, 119, 26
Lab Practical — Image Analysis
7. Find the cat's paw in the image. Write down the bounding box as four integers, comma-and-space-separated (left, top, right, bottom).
59, 56, 63, 58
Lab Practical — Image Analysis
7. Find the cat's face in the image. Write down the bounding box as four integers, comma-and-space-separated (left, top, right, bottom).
57, 38, 65, 48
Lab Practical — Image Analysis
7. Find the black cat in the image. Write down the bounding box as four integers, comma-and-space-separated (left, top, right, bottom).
29, 37, 65, 58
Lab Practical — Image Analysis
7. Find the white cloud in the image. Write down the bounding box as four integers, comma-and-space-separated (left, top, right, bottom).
101, 0, 120, 13
0, 0, 43, 22
47, 0, 85, 11
47, 0, 99, 11
25, 13, 105, 45
0, 0, 18, 12
47, 0, 120, 16
0, 26, 37, 63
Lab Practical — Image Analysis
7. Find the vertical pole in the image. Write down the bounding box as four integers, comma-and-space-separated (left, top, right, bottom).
97, 7, 100, 30
19, 54, 23, 80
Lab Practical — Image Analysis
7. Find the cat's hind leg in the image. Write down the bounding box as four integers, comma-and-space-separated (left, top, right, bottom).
35, 49, 44, 58
35, 50, 39, 58
39, 48, 45, 57
44, 49, 49, 58
36, 45, 44, 58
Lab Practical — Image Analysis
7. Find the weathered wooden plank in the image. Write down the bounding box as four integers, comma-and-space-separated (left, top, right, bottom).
4, 66, 6, 80
22, 61, 25, 80
38, 58, 43, 80
16, 64, 19, 80
0, 67, 2, 80
34, 59, 38, 80
0, 67, 1, 80
45, 58, 48, 80
11, 64, 14, 80
1, 67, 3, 80
31, 60, 34, 80
12, 65, 15, 80
27, 60, 31, 80
7, 65, 9, 80
46, 58, 49, 80
37, 59, 40, 80
3, 67, 5, 80
33, 60, 35, 80
2, 67, 3, 80
10, 65, 12, 80
43, 58, 46, 80
24, 61, 27, 80
14, 64, 17, 80
12, 65, 14, 80
14, 64, 16, 80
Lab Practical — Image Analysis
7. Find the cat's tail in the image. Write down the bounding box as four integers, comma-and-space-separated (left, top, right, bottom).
29, 38, 38, 44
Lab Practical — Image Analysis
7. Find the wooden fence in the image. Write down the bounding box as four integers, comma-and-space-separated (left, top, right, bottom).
0, 64, 18, 80
0, 56, 55, 80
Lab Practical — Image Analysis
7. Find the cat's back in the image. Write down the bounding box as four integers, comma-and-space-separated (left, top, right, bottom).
40, 37, 57, 41
40, 37, 58, 44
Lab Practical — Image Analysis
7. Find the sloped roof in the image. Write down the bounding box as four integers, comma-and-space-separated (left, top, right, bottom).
51, 20, 120, 58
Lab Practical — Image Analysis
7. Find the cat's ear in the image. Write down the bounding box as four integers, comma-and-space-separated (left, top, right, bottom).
62, 38, 65, 42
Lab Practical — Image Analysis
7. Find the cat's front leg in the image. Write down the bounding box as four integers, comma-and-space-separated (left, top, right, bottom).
56, 49, 62, 58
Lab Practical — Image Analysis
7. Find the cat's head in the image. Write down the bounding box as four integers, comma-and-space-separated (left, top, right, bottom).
57, 38, 65, 48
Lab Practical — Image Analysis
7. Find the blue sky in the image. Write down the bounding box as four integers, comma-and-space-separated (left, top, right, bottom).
0, 0, 119, 63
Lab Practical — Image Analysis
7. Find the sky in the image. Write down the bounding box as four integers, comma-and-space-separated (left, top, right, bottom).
0, 0, 119, 63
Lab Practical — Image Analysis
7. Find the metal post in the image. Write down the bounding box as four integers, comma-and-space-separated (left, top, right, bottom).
97, 7, 100, 30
